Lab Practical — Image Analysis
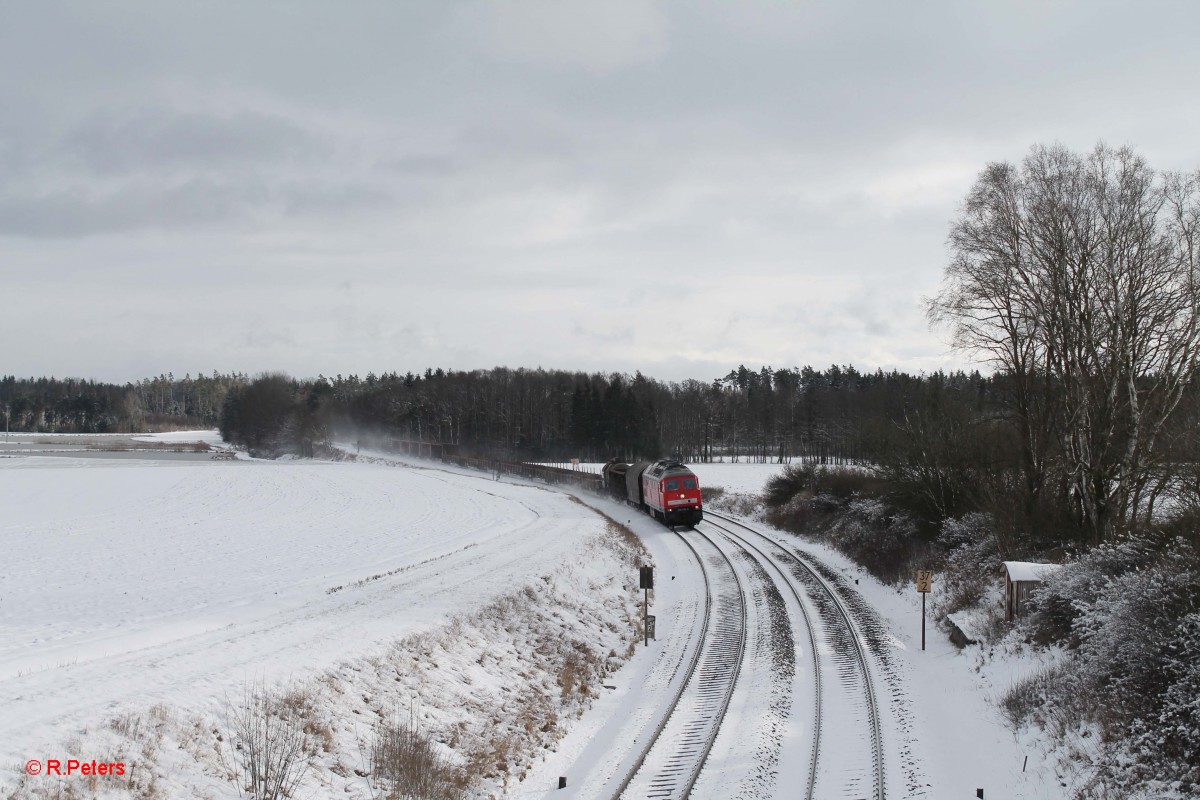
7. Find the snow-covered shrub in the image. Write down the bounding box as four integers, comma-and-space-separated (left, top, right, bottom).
824, 498, 923, 584
1012, 532, 1200, 794
764, 468, 928, 585
1025, 532, 1184, 646
705, 488, 761, 517
1000, 664, 1070, 729
1130, 613, 1200, 789
763, 463, 815, 508
763, 464, 884, 510
1072, 546, 1199, 723
934, 512, 1001, 617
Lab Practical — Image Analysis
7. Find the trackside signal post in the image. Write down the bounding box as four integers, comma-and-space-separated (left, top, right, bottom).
916, 570, 933, 650
639, 565, 654, 646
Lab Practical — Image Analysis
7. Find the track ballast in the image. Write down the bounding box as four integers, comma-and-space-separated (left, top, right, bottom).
614, 527, 747, 799
701, 511, 886, 800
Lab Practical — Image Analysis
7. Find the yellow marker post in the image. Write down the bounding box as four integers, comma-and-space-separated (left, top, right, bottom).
916, 570, 933, 650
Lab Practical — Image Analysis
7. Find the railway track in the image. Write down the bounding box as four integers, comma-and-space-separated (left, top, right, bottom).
703, 510, 886, 800
405, 453, 889, 796
369, 453, 897, 796
613, 527, 748, 799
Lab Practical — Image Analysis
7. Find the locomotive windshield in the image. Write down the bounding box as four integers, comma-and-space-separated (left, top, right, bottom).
666, 479, 679, 491
683, 478, 697, 489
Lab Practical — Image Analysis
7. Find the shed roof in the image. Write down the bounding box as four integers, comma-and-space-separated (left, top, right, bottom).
1003, 561, 1062, 582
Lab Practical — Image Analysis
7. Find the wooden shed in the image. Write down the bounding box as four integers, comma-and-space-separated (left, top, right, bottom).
1002, 561, 1062, 621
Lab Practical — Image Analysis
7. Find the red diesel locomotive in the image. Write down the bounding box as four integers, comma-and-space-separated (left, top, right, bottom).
602, 459, 703, 528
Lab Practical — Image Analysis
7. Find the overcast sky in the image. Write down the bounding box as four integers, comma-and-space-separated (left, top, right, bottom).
3, 1, 1198, 383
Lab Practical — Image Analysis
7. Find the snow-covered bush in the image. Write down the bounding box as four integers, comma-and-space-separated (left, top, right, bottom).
1010, 531, 1200, 795
704, 486, 762, 517
934, 512, 1001, 617
1130, 613, 1200, 788
1000, 664, 1069, 729
821, 498, 924, 584
763, 463, 813, 507
1073, 548, 1199, 723
762, 465, 922, 583
1025, 533, 1182, 645
763, 464, 886, 512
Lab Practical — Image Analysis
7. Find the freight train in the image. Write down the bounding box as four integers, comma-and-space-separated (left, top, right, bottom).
602, 459, 703, 528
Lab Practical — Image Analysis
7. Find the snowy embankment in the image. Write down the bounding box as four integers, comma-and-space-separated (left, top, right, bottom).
1, 440, 646, 798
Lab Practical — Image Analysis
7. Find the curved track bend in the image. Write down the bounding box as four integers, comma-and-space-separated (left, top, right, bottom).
702, 511, 886, 800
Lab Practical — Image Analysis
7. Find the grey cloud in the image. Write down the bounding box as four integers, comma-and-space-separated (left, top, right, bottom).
280, 182, 394, 216
0, 179, 260, 238
0, 99, 399, 237
2, 0, 1198, 381
461, 0, 668, 74
377, 155, 459, 177
243, 324, 299, 350
573, 324, 634, 345
60, 106, 329, 174
0, 175, 395, 238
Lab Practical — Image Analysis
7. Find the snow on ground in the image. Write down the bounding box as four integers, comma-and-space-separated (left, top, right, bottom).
0, 445, 644, 798
0, 430, 228, 456
1, 439, 1067, 798
688, 462, 785, 496
129, 430, 227, 448
518, 496, 709, 798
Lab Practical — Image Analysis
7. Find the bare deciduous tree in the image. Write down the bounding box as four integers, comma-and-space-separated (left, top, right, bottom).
931, 143, 1200, 543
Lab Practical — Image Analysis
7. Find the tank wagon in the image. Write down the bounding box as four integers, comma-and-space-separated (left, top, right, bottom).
602, 459, 703, 528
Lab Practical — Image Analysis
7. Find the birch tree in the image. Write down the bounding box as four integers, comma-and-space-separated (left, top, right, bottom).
931, 143, 1200, 543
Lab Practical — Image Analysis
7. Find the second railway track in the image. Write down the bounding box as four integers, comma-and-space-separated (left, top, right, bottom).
612, 511, 886, 800
701, 511, 886, 800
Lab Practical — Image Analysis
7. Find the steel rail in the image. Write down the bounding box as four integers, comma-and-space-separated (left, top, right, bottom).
612, 526, 747, 799
607, 530, 711, 799
705, 510, 886, 800
697, 517, 823, 800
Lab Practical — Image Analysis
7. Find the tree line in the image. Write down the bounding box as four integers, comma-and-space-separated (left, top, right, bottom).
1, 373, 246, 433
215, 362, 1001, 472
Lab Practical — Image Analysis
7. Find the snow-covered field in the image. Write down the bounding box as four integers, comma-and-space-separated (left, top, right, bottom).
1, 436, 643, 797
686, 462, 785, 496
1, 435, 1068, 798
